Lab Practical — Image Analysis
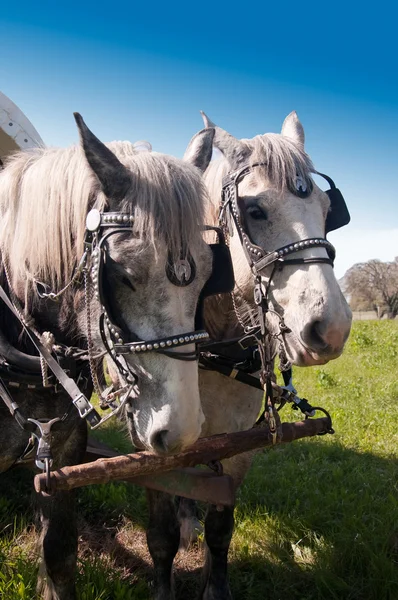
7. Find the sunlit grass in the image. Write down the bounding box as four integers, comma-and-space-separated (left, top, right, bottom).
1, 321, 397, 599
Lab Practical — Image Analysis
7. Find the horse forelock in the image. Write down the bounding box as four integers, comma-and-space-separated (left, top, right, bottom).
204, 132, 315, 222
245, 133, 314, 190
0, 142, 206, 291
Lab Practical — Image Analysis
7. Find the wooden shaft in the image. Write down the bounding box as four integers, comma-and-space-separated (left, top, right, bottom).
34, 417, 329, 494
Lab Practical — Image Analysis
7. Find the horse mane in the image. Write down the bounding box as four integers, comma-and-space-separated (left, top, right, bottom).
0, 142, 207, 290
204, 132, 314, 223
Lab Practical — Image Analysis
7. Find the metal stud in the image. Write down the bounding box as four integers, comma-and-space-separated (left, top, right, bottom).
166, 340, 172, 346
147, 344, 153, 351
140, 344, 147, 351
154, 343, 159, 349
173, 339, 178, 345
179, 337, 184, 344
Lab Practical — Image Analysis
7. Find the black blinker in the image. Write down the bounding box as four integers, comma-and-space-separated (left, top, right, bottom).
316, 171, 351, 234
195, 230, 235, 331
325, 187, 350, 233
202, 242, 235, 298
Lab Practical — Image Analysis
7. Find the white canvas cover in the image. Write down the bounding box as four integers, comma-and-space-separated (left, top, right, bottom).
0, 91, 44, 163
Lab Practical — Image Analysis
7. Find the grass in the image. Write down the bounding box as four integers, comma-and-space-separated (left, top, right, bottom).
0, 320, 397, 599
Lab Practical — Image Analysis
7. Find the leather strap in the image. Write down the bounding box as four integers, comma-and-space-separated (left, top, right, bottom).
0, 285, 101, 427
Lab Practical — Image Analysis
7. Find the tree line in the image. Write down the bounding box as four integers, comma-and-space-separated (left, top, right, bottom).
343, 258, 398, 319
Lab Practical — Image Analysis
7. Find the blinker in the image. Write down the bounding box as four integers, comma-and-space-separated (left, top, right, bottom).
316, 172, 351, 234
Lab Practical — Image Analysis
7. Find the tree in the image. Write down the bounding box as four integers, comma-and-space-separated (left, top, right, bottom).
344, 258, 398, 319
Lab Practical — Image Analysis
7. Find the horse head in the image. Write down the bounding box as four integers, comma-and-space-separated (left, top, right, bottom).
201, 111, 352, 366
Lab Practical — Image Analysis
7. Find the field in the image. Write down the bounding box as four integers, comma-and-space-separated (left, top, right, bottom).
1, 321, 397, 599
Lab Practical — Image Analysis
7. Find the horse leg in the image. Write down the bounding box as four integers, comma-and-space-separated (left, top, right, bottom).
199, 504, 234, 600
177, 497, 203, 549
146, 489, 180, 600
200, 453, 255, 600
37, 489, 79, 600
37, 421, 87, 600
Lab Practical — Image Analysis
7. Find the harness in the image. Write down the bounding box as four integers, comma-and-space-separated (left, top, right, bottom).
199, 161, 350, 437
0, 208, 234, 483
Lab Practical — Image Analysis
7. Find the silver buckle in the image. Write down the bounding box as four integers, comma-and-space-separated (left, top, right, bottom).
73, 393, 101, 427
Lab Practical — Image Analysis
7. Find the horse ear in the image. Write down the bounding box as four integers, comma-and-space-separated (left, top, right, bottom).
74, 113, 131, 202
200, 110, 216, 129
183, 128, 215, 172
199, 111, 250, 169
281, 111, 305, 147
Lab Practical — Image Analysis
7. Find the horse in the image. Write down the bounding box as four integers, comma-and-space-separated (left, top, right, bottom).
0, 114, 219, 600
145, 111, 353, 600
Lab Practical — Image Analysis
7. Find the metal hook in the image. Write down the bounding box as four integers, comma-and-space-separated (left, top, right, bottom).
27, 417, 61, 470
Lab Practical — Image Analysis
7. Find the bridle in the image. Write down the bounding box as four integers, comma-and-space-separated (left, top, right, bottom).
71, 208, 222, 416
218, 161, 347, 438
0, 203, 233, 483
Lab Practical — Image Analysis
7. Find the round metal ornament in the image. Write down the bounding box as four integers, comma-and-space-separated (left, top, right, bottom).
86, 209, 102, 232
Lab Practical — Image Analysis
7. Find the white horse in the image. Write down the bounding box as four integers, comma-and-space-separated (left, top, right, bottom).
0, 114, 216, 599
145, 111, 352, 600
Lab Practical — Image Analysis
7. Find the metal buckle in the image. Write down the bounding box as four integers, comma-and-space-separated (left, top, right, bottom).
238, 330, 260, 350
27, 417, 61, 470
72, 393, 101, 427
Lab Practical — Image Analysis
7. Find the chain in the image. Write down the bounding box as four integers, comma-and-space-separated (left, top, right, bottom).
34, 250, 88, 301
84, 268, 104, 401
230, 289, 251, 331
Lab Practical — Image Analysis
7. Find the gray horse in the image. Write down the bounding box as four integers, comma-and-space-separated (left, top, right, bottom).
0, 114, 215, 599
145, 111, 352, 600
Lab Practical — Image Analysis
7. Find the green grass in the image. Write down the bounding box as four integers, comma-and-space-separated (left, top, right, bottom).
1, 321, 398, 599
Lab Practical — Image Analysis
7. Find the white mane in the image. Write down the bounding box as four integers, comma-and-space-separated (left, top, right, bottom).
205, 132, 314, 222
0, 142, 207, 288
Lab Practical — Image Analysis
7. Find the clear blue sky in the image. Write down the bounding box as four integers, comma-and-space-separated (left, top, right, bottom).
1, 1, 397, 277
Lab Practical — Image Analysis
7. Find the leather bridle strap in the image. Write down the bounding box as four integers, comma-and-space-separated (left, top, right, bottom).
88, 219, 210, 362
0, 285, 101, 427
221, 163, 336, 273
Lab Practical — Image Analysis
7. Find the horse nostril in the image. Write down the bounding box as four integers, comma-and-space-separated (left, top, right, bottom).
301, 321, 329, 352
149, 429, 169, 454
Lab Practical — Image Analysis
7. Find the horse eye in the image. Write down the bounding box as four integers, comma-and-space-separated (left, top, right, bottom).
247, 206, 267, 221
292, 175, 313, 198
121, 276, 136, 291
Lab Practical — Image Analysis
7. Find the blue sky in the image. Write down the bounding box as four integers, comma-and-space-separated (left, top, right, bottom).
1, 1, 396, 277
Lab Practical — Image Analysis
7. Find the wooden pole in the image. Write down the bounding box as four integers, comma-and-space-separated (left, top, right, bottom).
34, 417, 330, 494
